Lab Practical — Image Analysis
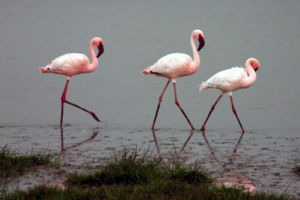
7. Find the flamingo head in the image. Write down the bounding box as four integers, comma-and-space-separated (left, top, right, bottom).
247, 58, 260, 71
97, 41, 104, 58
195, 30, 205, 51
91, 37, 104, 58
40, 64, 53, 73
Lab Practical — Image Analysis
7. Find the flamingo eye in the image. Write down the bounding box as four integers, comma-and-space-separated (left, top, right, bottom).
47, 67, 51, 70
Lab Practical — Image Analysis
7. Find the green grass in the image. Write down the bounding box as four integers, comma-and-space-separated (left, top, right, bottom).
0, 149, 291, 200
1, 184, 290, 200
0, 146, 57, 179
65, 149, 212, 187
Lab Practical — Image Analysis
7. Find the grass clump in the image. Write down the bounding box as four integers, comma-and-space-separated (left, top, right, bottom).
0, 146, 57, 179
292, 165, 300, 175
66, 149, 161, 186
66, 148, 212, 187
2, 183, 290, 200
169, 166, 212, 184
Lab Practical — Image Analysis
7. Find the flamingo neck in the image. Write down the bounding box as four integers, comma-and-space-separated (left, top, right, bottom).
243, 59, 257, 87
88, 39, 99, 72
190, 32, 200, 72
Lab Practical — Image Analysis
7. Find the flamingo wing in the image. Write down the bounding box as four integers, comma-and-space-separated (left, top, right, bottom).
41, 53, 89, 77
149, 53, 192, 77
201, 67, 245, 91
52, 53, 87, 71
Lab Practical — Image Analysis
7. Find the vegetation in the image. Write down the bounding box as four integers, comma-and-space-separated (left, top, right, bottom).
0, 148, 291, 200
0, 146, 57, 179
292, 165, 300, 175
66, 149, 212, 187
1, 184, 290, 200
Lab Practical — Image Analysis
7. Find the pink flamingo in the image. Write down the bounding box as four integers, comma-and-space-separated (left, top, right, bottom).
199, 58, 260, 132
142, 29, 205, 130
40, 37, 104, 132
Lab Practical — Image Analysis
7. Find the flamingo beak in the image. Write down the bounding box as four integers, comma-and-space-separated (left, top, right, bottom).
97, 43, 104, 58
197, 35, 205, 51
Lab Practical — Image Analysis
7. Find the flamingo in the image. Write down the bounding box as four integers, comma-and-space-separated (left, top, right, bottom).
40, 37, 104, 134
142, 29, 205, 130
199, 58, 260, 132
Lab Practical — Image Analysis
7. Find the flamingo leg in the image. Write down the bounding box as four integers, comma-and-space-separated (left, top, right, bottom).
152, 80, 170, 129
230, 95, 244, 132
200, 94, 223, 131
173, 82, 195, 130
60, 80, 100, 130
60, 80, 69, 129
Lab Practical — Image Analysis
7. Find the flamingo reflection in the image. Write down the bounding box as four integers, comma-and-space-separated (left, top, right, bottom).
151, 129, 194, 160
60, 128, 99, 152
202, 130, 244, 156
201, 130, 255, 193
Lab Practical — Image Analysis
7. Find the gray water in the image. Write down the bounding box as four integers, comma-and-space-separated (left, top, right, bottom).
0, 0, 299, 197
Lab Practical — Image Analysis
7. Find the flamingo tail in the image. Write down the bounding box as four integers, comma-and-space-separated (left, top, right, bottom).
142, 66, 152, 75
199, 82, 210, 91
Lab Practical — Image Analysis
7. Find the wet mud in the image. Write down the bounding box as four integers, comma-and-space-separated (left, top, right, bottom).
0, 125, 299, 198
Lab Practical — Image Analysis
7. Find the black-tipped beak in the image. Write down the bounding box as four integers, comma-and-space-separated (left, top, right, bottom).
197, 35, 205, 51
97, 43, 104, 58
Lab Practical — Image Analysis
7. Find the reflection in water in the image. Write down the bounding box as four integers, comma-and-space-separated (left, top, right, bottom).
201, 130, 244, 156
60, 126, 64, 151
60, 128, 99, 152
233, 131, 244, 153
201, 130, 255, 193
151, 129, 194, 160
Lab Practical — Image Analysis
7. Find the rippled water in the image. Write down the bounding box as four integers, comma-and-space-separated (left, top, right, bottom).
0, 0, 299, 198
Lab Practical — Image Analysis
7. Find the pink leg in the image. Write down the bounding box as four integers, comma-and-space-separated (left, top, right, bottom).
230, 96, 244, 132
173, 82, 194, 130
152, 80, 170, 129
60, 80, 69, 129
60, 80, 100, 129
200, 94, 223, 131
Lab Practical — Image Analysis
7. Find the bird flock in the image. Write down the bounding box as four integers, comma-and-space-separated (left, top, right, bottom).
40, 29, 260, 134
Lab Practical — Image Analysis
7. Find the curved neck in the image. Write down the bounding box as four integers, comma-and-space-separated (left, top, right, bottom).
88, 40, 98, 72
243, 60, 257, 87
190, 32, 200, 71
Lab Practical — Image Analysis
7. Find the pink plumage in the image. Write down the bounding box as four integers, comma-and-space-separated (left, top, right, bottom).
40, 37, 104, 136
40, 53, 90, 78
40, 37, 104, 79
200, 58, 260, 94
142, 53, 195, 79
142, 30, 205, 80
200, 58, 260, 132
142, 29, 205, 130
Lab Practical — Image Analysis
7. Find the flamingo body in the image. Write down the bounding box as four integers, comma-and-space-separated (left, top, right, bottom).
142, 53, 195, 80
40, 37, 104, 79
199, 58, 260, 132
40, 37, 104, 136
200, 67, 251, 93
142, 29, 205, 129
41, 53, 91, 78
200, 58, 260, 94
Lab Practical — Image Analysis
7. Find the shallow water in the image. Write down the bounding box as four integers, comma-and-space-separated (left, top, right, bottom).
0, 125, 299, 196
0, 0, 300, 198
